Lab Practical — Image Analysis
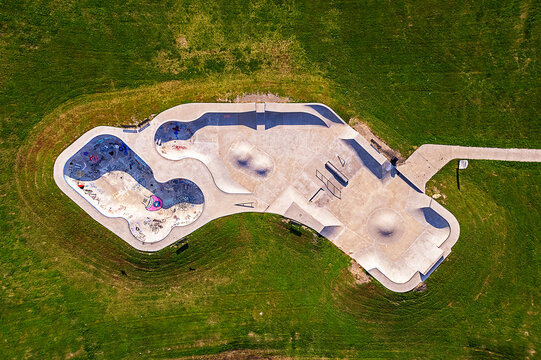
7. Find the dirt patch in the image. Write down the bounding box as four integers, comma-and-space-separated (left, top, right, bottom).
414, 282, 427, 292
65, 346, 85, 359
221, 92, 290, 103
350, 118, 404, 164
152, 50, 186, 75
176, 35, 188, 49
349, 260, 371, 284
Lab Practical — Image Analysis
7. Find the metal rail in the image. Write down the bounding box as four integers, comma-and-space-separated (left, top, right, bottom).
315, 169, 341, 199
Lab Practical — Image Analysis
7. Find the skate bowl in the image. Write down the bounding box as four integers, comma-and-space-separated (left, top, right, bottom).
62, 134, 204, 243
366, 208, 405, 244
154, 112, 258, 160
228, 141, 274, 178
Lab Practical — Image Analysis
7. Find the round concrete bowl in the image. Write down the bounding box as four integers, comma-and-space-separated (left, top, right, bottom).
366, 208, 406, 244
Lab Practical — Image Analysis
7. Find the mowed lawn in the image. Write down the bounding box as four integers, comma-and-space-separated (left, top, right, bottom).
0, 0, 539, 359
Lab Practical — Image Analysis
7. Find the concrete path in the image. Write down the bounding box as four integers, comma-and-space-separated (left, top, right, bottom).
398, 145, 541, 192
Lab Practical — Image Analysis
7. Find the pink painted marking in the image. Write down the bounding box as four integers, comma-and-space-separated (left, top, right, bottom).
145, 195, 163, 211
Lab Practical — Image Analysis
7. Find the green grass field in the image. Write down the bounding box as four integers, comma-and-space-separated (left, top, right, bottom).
0, 0, 539, 358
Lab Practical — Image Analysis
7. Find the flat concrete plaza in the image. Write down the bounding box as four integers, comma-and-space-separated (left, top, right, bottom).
54, 103, 541, 292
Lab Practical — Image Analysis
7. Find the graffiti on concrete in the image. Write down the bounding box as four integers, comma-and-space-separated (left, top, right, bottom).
63, 135, 204, 242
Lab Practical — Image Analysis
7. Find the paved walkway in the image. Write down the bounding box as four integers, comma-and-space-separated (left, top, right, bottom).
398, 145, 541, 192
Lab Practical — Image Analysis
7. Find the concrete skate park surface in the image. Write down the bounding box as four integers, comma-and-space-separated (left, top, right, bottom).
54, 103, 541, 292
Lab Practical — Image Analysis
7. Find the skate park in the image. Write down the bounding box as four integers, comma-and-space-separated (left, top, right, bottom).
54, 102, 541, 292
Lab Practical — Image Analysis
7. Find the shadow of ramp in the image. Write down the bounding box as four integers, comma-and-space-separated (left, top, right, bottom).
325, 162, 349, 186
420, 256, 444, 282
421, 207, 449, 229
342, 138, 386, 179
237, 111, 257, 130
307, 104, 344, 124
204, 111, 256, 129
155, 112, 257, 143
265, 111, 329, 129
397, 172, 423, 193
319, 225, 343, 241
